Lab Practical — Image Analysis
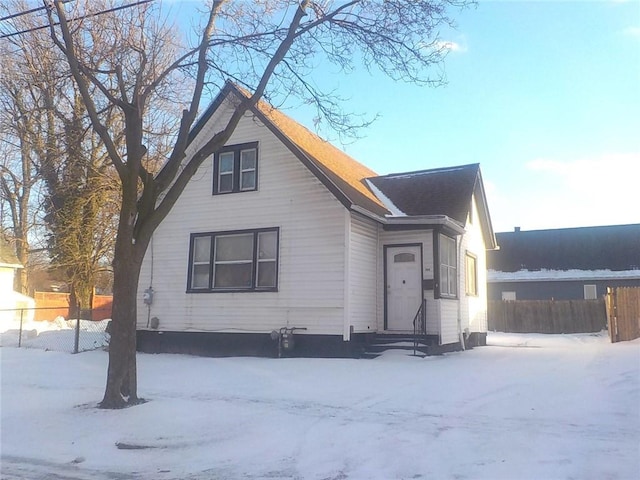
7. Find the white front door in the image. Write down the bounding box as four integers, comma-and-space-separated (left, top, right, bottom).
386, 245, 422, 331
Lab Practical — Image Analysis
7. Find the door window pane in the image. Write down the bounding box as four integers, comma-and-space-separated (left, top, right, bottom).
394, 253, 415, 263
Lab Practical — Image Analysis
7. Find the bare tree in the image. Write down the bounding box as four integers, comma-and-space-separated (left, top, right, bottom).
42, 0, 470, 408
0, 38, 45, 294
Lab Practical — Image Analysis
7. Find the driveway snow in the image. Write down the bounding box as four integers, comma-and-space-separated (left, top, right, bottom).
1, 331, 638, 479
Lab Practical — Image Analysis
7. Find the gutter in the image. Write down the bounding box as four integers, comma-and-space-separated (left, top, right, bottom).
350, 205, 465, 234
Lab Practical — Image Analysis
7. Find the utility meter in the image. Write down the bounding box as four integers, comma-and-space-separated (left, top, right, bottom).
143, 287, 154, 305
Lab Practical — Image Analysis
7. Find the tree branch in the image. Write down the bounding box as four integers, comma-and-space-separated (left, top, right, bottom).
46, 1, 126, 177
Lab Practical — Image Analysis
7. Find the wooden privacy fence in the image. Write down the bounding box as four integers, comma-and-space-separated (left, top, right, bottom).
605, 287, 640, 343
488, 299, 607, 334
33, 291, 113, 321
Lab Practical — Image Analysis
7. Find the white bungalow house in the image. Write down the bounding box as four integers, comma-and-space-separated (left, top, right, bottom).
0, 237, 35, 323
137, 83, 497, 357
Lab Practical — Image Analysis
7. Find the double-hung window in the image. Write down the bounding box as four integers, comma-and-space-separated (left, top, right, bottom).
438, 234, 457, 298
213, 142, 258, 194
465, 252, 478, 296
188, 228, 279, 292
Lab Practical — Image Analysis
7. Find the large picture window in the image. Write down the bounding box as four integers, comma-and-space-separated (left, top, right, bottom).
439, 234, 457, 298
213, 142, 258, 195
187, 228, 279, 292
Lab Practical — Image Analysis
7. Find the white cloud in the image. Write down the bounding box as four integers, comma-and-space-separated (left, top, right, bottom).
490, 153, 640, 232
435, 40, 467, 53
526, 153, 638, 191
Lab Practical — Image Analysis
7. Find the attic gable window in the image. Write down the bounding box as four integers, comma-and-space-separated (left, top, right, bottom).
187, 227, 279, 293
213, 142, 258, 195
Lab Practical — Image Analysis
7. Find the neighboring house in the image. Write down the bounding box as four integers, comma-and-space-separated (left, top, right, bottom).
136, 83, 497, 357
487, 224, 640, 301
0, 236, 35, 323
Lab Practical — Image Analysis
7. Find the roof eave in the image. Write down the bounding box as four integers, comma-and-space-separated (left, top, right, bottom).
351, 206, 465, 234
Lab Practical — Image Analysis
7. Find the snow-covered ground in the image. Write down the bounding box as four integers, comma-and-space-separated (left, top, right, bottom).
1, 329, 638, 480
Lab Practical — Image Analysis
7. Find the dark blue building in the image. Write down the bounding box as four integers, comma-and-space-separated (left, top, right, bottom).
487, 224, 640, 301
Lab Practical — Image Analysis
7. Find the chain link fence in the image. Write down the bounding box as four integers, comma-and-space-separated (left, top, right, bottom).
0, 306, 111, 353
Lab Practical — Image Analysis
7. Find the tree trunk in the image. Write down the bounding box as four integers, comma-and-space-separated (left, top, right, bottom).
99, 219, 146, 409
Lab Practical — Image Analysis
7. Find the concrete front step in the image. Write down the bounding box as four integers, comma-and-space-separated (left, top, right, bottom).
361, 335, 435, 358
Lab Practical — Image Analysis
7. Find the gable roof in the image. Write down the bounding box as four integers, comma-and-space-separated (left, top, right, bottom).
0, 236, 22, 268
367, 164, 496, 248
488, 224, 640, 272
191, 82, 388, 217
367, 164, 479, 222
188, 82, 496, 247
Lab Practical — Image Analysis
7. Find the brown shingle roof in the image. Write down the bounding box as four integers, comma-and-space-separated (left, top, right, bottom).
190, 82, 389, 216
252, 97, 389, 216
188, 82, 495, 248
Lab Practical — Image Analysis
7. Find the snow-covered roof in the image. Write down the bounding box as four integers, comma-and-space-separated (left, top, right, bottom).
364, 179, 406, 217
488, 268, 640, 283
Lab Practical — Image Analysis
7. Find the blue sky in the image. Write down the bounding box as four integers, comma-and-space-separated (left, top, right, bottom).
170, 1, 639, 232
313, 1, 640, 233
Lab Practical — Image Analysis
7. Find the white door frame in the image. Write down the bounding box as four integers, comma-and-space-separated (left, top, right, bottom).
384, 244, 423, 331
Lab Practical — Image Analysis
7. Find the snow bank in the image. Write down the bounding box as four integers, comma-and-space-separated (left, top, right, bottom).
0, 316, 110, 351
1, 331, 638, 479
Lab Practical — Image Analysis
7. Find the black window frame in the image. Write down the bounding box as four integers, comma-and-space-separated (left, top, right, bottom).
435, 233, 458, 299
187, 227, 279, 293
213, 142, 259, 195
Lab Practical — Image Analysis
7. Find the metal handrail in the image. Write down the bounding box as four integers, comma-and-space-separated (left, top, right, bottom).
412, 298, 426, 356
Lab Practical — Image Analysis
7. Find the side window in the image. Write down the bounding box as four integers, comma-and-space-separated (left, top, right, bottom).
465, 252, 478, 296
213, 142, 258, 194
438, 234, 457, 298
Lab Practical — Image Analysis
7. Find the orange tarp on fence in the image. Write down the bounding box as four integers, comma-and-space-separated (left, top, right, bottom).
33, 291, 113, 321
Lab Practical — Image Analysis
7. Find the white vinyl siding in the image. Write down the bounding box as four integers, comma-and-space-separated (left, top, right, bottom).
138, 109, 347, 335
348, 213, 378, 334
459, 194, 489, 334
